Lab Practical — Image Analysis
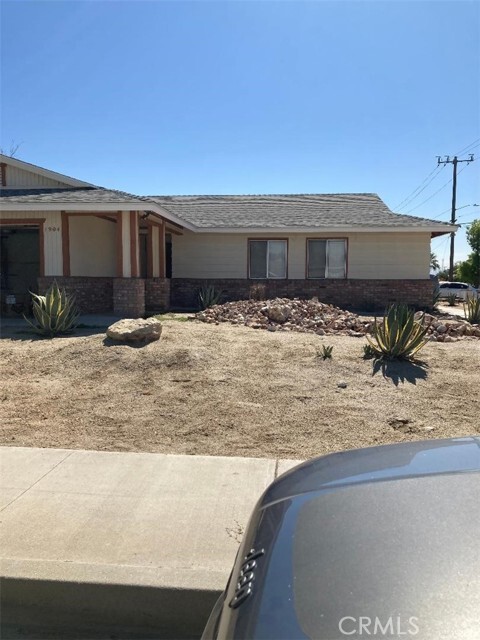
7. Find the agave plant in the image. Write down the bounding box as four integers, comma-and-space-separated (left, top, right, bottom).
463, 295, 480, 324
317, 344, 333, 360
446, 293, 457, 307
365, 304, 430, 361
24, 281, 80, 337
198, 284, 224, 310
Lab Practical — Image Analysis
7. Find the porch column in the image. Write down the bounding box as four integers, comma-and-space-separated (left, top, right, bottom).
159, 220, 166, 278
116, 211, 140, 277
61, 211, 70, 276
150, 224, 163, 278
130, 211, 139, 277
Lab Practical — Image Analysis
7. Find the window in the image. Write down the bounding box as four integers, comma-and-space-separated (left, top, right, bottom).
307, 239, 347, 279
249, 240, 287, 279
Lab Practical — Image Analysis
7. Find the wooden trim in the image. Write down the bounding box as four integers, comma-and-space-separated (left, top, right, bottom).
161, 217, 183, 230
130, 211, 138, 277
0, 218, 46, 277
0, 218, 46, 225
147, 225, 153, 278
165, 226, 183, 236
159, 221, 166, 278
94, 214, 117, 223
39, 224, 45, 277
305, 237, 349, 279
116, 211, 123, 277
247, 238, 289, 279
61, 211, 70, 276
0, 162, 6, 186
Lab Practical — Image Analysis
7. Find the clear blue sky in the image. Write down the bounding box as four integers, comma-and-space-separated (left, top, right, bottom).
1, 0, 479, 264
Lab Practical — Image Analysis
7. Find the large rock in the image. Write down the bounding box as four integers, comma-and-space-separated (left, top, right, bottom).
265, 304, 291, 324
107, 317, 162, 342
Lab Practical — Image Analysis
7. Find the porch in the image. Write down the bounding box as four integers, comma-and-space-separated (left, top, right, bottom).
1, 210, 176, 317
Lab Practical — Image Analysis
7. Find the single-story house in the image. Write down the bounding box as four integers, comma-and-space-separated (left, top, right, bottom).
0, 154, 456, 316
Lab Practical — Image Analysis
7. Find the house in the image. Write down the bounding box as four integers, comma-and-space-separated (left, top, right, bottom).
0, 154, 456, 316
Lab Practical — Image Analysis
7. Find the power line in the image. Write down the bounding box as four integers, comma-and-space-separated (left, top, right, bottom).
455, 138, 480, 156
437, 154, 476, 279
404, 163, 471, 215
430, 203, 477, 220
394, 164, 444, 211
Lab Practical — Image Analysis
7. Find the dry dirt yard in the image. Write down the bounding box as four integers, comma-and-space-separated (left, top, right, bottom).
1, 319, 479, 459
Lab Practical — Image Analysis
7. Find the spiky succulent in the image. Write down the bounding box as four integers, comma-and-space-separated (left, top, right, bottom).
24, 281, 80, 337
365, 304, 430, 361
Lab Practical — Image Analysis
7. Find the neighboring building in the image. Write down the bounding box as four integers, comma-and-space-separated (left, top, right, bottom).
0, 155, 456, 316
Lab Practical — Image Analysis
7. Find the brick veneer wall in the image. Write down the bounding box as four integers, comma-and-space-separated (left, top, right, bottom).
145, 278, 170, 314
38, 277, 113, 314
113, 278, 145, 317
38, 277, 170, 317
171, 278, 435, 310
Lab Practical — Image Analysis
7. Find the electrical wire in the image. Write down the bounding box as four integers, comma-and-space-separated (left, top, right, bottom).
455, 138, 480, 156
429, 204, 477, 221
394, 142, 478, 213
394, 164, 445, 211
404, 164, 471, 215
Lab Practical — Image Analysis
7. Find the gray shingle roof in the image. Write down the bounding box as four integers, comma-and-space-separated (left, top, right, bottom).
147, 193, 451, 229
0, 187, 149, 205
1, 189, 453, 231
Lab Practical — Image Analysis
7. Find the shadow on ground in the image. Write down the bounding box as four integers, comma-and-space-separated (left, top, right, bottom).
372, 358, 429, 386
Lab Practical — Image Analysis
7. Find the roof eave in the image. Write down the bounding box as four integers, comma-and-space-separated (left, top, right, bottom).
0, 200, 194, 231
185, 224, 458, 234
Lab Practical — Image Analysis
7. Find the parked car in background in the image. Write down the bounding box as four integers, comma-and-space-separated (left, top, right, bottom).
202, 438, 480, 640
438, 281, 479, 300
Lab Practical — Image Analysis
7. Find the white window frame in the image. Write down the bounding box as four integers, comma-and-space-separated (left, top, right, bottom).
306, 238, 347, 279
248, 239, 288, 279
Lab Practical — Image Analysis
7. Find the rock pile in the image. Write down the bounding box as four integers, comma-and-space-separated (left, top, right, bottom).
195, 298, 480, 340
197, 298, 372, 336
416, 312, 480, 341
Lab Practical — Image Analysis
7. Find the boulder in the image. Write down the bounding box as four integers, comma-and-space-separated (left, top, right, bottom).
266, 304, 291, 324
107, 317, 162, 342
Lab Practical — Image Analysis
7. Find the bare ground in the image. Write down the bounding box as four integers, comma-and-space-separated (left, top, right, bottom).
1, 320, 479, 459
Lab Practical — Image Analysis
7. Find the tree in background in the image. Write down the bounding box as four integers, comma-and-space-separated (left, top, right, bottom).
454, 219, 480, 287
430, 252, 440, 271
466, 220, 480, 287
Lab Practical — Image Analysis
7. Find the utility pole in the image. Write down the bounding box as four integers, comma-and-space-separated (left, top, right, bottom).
437, 154, 475, 280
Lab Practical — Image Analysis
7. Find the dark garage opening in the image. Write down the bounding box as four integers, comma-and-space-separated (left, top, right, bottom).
1, 227, 40, 315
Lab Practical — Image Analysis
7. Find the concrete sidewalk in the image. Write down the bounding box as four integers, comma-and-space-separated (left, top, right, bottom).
0, 447, 301, 639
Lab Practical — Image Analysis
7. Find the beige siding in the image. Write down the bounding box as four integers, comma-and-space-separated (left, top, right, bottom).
348, 232, 430, 279
172, 231, 431, 280
3, 165, 74, 189
69, 216, 116, 277
0, 210, 62, 275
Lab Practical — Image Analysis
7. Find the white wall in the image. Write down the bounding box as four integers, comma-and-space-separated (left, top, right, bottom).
172, 231, 431, 280
3, 165, 74, 189
69, 216, 116, 277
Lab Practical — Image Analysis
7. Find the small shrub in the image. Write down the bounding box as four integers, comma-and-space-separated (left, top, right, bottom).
365, 303, 430, 361
198, 284, 224, 310
446, 293, 457, 306
362, 344, 377, 359
464, 296, 480, 324
23, 281, 80, 337
318, 345, 333, 360
250, 283, 267, 301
